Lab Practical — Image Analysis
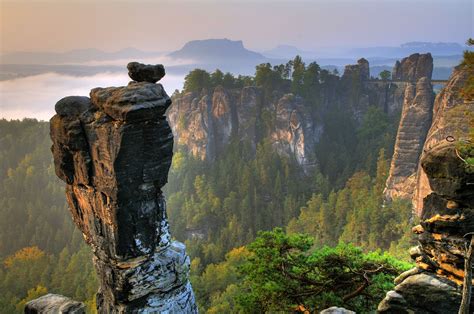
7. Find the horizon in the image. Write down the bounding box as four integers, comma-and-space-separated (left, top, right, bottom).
1, 0, 471, 54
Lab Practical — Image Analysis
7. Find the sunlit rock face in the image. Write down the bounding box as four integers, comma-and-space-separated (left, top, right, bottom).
378, 65, 474, 314
392, 53, 434, 82
384, 76, 434, 202
168, 85, 321, 169
378, 143, 473, 314
49, 63, 197, 313
383, 53, 435, 203
25, 294, 86, 314
168, 54, 436, 171
413, 66, 474, 214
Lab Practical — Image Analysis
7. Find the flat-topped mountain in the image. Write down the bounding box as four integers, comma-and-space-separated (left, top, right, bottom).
168, 38, 266, 63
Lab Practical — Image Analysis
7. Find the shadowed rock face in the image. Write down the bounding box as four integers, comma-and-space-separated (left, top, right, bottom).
48, 64, 197, 313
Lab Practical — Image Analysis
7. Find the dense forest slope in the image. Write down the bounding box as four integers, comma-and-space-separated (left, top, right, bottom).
0, 53, 442, 312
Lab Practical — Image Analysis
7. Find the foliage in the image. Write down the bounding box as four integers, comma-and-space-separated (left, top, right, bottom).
183, 69, 254, 93
0, 51, 406, 313
287, 149, 416, 253
457, 38, 474, 172
165, 139, 312, 265
0, 245, 97, 313
0, 119, 96, 313
236, 228, 411, 313
379, 70, 391, 81
460, 38, 474, 102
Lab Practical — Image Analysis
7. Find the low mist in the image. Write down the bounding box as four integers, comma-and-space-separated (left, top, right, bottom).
0, 72, 184, 121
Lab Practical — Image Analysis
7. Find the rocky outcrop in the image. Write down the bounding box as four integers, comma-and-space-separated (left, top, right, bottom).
378, 64, 474, 313
169, 54, 436, 167
270, 94, 320, 166
47, 62, 197, 313
127, 62, 165, 83
392, 53, 433, 81
378, 142, 473, 313
413, 66, 474, 213
168, 86, 321, 167
25, 294, 85, 314
384, 74, 434, 201
342, 58, 370, 82
320, 306, 355, 314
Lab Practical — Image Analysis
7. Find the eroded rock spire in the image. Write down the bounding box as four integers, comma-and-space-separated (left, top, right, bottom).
48, 62, 197, 313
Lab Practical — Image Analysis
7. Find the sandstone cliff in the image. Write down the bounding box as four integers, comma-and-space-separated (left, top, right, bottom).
169, 56, 427, 168
383, 53, 435, 202
378, 142, 474, 313
413, 66, 474, 213
45, 63, 197, 313
168, 85, 322, 168
392, 53, 434, 82
378, 65, 474, 314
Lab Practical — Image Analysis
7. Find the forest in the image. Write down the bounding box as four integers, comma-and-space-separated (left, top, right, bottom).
0, 57, 417, 313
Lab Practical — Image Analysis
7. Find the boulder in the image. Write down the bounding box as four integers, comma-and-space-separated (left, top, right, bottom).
320, 306, 356, 314
127, 62, 165, 83
25, 294, 85, 314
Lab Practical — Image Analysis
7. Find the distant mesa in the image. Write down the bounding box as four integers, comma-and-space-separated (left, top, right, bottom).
168, 38, 266, 62
127, 62, 165, 83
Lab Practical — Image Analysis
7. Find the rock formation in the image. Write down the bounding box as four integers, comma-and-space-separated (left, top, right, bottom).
392, 53, 434, 81
378, 65, 474, 313
169, 54, 435, 168
168, 85, 321, 167
383, 53, 435, 202
25, 294, 85, 314
168, 58, 424, 168
342, 58, 370, 82
48, 62, 197, 313
413, 66, 474, 213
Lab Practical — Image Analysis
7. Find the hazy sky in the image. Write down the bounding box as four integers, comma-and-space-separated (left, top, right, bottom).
1, 0, 472, 54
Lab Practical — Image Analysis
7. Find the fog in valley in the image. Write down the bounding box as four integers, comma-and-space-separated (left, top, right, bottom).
0, 72, 185, 121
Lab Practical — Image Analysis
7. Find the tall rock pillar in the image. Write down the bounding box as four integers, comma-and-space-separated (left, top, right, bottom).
383, 53, 435, 202
49, 63, 197, 313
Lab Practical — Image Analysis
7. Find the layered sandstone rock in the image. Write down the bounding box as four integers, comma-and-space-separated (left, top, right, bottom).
168, 86, 321, 168
25, 294, 85, 314
169, 54, 435, 168
378, 64, 474, 314
413, 66, 474, 213
392, 53, 434, 81
270, 94, 320, 166
378, 142, 473, 313
342, 58, 370, 82
384, 75, 434, 201
48, 63, 197, 313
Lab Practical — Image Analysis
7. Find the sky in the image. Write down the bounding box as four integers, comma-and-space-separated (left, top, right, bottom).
1, 0, 472, 54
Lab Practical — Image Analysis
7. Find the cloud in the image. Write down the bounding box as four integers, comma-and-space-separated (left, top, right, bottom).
0, 72, 184, 121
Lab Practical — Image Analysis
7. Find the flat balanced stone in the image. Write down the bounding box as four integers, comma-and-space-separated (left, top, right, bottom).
127, 62, 165, 83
